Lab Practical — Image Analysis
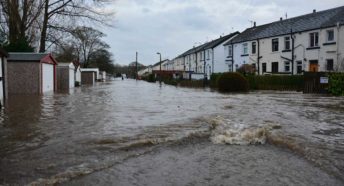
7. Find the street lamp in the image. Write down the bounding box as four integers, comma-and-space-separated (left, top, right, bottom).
157, 52, 162, 83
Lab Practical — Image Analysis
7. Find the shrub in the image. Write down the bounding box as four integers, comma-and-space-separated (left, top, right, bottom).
217, 72, 249, 92
210, 73, 222, 88
245, 75, 303, 91
328, 73, 344, 96
147, 74, 156, 82
179, 80, 204, 88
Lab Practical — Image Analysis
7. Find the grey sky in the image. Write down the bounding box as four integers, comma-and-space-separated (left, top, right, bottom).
102, 0, 343, 66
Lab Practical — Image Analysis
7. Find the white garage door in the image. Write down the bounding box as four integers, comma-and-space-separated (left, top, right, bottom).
42, 63, 54, 93
69, 68, 75, 88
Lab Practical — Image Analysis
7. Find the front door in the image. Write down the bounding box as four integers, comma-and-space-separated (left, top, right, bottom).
309, 60, 318, 72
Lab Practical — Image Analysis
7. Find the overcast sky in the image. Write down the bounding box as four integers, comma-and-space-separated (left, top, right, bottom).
102, 0, 343, 66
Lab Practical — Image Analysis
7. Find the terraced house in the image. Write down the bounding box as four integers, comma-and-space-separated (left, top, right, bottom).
227, 6, 344, 75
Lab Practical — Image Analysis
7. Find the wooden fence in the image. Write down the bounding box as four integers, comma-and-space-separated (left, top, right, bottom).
303, 72, 329, 94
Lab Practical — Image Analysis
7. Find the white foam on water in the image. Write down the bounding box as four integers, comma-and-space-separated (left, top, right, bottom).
210, 116, 280, 145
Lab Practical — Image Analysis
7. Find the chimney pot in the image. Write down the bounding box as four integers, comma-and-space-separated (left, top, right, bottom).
253, 22, 256, 27
280, 17, 283, 21
313, 9, 316, 13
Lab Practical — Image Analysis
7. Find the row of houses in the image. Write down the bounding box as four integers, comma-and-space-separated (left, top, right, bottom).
139, 6, 344, 79
0, 51, 109, 107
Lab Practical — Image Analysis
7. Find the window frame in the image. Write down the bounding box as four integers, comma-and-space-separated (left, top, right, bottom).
272, 38, 279, 52
242, 43, 248, 55
309, 32, 319, 47
284, 36, 291, 50
262, 63, 267, 73
284, 61, 290, 72
326, 30, 334, 42
326, 59, 334, 71
252, 42, 256, 54
228, 45, 233, 57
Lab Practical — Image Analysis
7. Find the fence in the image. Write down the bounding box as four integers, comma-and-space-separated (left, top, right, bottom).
303, 72, 329, 94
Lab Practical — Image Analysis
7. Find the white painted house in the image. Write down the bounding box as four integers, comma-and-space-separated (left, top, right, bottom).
0, 48, 8, 107
227, 6, 344, 74
201, 32, 239, 78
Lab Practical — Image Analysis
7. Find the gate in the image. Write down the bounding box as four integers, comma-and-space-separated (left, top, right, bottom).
303, 72, 329, 93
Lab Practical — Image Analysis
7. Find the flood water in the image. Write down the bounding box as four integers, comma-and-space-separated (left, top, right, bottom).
0, 79, 343, 185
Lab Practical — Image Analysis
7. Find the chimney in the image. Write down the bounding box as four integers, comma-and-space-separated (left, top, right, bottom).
313, 9, 316, 13
253, 22, 256, 27
280, 17, 283, 21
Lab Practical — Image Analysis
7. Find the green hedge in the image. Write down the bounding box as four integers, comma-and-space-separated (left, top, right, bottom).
217, 72, 249, 92
210, 73, 222, 88
246, 75, 303, 91
328, 73, 344, 96
179, 80, 205, 88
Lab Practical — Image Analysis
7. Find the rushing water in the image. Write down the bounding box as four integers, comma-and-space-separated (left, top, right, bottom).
0, 79, 343, 185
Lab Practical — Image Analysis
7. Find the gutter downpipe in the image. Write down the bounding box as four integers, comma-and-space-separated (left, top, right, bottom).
291, 29, 295, 75
336, 22, 340, 71
257, 39, 260, 75
203, 49, 206, 86
212, 48, 214, 74
232, 44, 234, 72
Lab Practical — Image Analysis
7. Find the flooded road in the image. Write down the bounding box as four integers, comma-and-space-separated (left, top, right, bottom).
0, 79, 343, 185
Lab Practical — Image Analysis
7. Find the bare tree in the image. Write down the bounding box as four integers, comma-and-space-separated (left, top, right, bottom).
39, 0, 114, 52
71, 26, 109, 67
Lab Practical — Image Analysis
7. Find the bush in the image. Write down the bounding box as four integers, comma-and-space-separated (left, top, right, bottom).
245, 75, 303, 91
217, 72, 249, 92
147, 74, 156, 82
210, 73, 222, 88
179, 80, 205, 88
328, 73, 344, 96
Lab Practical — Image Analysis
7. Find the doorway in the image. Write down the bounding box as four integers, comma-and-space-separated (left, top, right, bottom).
309, 60, 318, 72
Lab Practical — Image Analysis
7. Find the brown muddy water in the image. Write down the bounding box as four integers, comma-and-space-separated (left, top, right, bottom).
0, 79, 343, 185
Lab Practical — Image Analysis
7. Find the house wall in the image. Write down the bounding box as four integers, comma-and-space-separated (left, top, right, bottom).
233, 43, 249, 72
257, 25, 344, 74
173, 57, 184, 71
81, 71, 95, 84
7, 62, 40, 94
42, 63, 54, 93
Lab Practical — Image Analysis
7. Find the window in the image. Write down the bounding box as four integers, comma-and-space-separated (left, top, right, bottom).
284, 37, 290, 50
309, 32, 319, 47
207, 50, 210, 59
297, 61, 303, 74
284, 61, 290, 72
200, 51, 204, 60
242, 43, 248, 55
327, 59, 334, 71
262, 63, 267, 73
272, 62, 279, 73
327, 30, 334, 42
272, 38, 279, 52
228, 45, 233, 57
252, 42, 256, 54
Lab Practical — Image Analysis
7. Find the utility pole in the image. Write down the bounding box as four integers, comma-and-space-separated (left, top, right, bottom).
135, 52, 138, 80
157, 52, 162, 84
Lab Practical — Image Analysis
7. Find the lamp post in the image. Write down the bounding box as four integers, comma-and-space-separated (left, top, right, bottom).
157, 52, 162, 84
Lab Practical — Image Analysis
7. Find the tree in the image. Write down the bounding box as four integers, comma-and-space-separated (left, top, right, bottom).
0, 0, 43, 51
71, 26, 109, 67
39, 0, 114, 52
88, 49, 115, 74
0, 0, 114, 52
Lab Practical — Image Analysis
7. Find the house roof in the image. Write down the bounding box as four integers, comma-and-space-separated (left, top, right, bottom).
0, 48, 8, 57
203, 31, 239, 49
227, 6, 344, 44
153, 59, 169, 67
176, 32, 239, 58
8, 52, 58, 65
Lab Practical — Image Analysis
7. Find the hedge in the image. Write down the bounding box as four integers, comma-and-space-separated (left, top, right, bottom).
328, 73, 344, 96
245, 75, 303, 91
